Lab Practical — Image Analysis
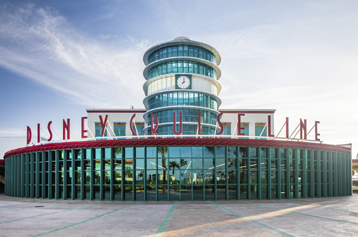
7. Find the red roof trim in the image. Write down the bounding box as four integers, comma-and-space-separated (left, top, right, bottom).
3, 138, 350, 158
219, 110, 276, 114
87, 110, 146, 113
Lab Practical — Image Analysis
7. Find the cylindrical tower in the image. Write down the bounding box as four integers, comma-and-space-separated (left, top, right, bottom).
142, 36, 222, 135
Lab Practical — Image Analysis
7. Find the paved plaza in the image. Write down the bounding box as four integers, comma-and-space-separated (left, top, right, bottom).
0, 194, 358, 236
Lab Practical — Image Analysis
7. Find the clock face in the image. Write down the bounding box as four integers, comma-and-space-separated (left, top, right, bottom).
177, 76, 190, 89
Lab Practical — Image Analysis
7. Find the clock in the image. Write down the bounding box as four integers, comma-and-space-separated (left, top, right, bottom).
177, 76, 190, 89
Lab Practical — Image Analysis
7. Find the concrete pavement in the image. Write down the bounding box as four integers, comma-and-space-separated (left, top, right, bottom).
1, 194, 358, 236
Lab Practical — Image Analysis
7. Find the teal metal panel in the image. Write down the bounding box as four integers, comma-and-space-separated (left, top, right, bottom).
42, 152, 46, 199
144, 147, 147, 201
30, 153, 34, 198
81, 149, 85, 200
63, 150, 68, 199
338, 153, 342, 196
328, 151, 333, 197
121, 148, 124, 201
322, 151, 327, 197
25, 154, 29, 198
55, 150, 59, 199
301, 149, 306, 198
309, 150, 314, 198
226, 146, 229, 200
333, 152, 338, 196
316, 151, 321, 197
294, 149, 299, 198
48, 151, 53, 199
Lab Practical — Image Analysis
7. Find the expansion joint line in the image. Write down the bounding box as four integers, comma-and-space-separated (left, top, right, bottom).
34, 201, 144, 237
243, 201, 358, 226
208, 201, 294, 237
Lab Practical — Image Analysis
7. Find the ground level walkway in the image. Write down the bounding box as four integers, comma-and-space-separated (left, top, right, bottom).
0, 194, 358, 236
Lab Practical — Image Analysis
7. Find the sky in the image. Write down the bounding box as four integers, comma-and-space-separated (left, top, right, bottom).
0, 0, 357, 159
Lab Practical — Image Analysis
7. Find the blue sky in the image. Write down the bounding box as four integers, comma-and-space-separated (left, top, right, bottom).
0, 0, 357, 158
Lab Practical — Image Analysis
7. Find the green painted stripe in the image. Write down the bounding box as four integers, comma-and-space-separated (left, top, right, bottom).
209, 201, 294, 237
0, 201, 111, 225
244, 201, 358, 226
155, 201, 177, 237
33, 202, 144, 237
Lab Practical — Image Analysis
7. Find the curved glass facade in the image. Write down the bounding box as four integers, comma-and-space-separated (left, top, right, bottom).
148, 92, 218, 110
148, 60, 217, 79
146, 109, 218, 126
148, 45, 216, 64
5, 146, 352, 200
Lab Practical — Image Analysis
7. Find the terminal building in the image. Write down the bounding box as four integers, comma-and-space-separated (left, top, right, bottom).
3, 37, 352, 201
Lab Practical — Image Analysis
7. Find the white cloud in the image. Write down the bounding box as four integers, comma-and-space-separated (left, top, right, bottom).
0, 4, 148, 108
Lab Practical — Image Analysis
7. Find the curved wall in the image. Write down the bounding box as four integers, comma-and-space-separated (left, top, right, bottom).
4, 139, 352, 201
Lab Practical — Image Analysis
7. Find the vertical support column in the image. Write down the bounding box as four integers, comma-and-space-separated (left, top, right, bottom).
258, 147, 262, 200
48, 151, 53, 199
90, 148, 95, 200
333, 152, 338, 196
63, 150, 68, 200
36, 152, 40, 198
277, 148, 281, 199
156, 147, 159, 201
226, 146, 229, 200
144, 147, 147, 201
55, 150, 59, 199
121, 148, 124, 201
80, 149, 85, 200
247, 147, 251, 200
71, 149, 75, 200
316, 151, 321, 197
236, 146, 240, 200
268, 147, 272, 200
302, 149, 307, 198
343, 155, 347, 196
21, 154, 24, 197
322, 151, 327, 197
286, 149, 290, 199
30, 153, 34, 198
25, 154, 29, 198
328, 151, 332, 197
349, 153, 353, 195
294, 149, 299, 198
309, 150, 314, 198
338, 153, 343, 196
100, 148, 104, 200
14, 156, 17, 197
42, 152, 46, 199
110, 148, 114, 200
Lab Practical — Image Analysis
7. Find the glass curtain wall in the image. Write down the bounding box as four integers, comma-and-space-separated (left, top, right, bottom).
5, 146, 352, 201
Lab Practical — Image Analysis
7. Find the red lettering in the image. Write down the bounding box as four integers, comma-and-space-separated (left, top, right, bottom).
63, 118, 70, 140
81, 117, 88, 138
151, 113, 159, 135
238, 114, 245, 136
48, 121, 53, 141
300, 118, 307, 140
37, 123, 40, 143
267, 115, 274, 137
315, 121, 320, 141
27, 126, 32, 145
99, 115, 109, 137
286, 117, 289, 138
173, 112, 183, 135
130, 114, 137, 136
216, 112, 224, 135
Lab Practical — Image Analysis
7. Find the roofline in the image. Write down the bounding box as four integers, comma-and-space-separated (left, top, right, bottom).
143, 37, 221, 66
